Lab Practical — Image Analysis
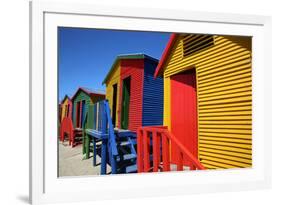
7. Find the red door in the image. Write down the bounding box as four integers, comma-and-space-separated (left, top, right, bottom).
170, 69, 198, 167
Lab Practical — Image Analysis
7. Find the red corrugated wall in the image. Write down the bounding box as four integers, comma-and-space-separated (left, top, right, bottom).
68, 100, 73, 120
118, 59, 144, 132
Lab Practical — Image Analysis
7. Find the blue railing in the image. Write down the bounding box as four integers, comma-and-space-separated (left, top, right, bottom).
85, 100, 118, 174
103, 100, 118, 174
85, 100, 137, 174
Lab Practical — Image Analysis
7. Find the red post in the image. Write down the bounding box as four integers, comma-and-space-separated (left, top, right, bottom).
152, 131, 159, 172
190, 164, 196, 171
162, 134, 170, 172
177, 151, 183, 171
137, 128, 144, 173
157, 132, 161, 164
60, 124, 64, 142
143, 130, 150, 172
164, 131, 205, 170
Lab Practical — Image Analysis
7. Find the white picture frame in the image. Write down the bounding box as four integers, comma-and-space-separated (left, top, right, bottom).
30, 0, 272, 204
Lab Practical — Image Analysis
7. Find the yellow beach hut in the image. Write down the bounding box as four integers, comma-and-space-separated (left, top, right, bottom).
154, 33, 252, 169
60, 95, 72, 123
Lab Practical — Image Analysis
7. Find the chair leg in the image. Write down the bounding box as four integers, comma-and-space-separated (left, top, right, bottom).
85, 135, 90, 159
82, 132, 86, 155
101, 139, 107, 175
93, 138, 97, 166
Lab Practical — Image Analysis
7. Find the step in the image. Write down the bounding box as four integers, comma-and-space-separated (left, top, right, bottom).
119, 140, 136, 146
119, 141, 131, 146
123, 153, 136, 161
115, 129, 136, 138
125, 164, 137, 173
116, 153, 137, 162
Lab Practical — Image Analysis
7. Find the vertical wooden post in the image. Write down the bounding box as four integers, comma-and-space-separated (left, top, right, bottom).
110, 152, 117, 174
85, 134, 90, 159
101, 101, 108, 175
137, 128, 144, 173
152, 131, 159, 172
82, 130, 86, 155
101, 139, 107, 175
79, 101, 82, 128
68, 120, 71, 145
157, 132, 161, 162
92, 138, 96, 166
162, 133, 170, 171
143, 130, 150, 172
190, 164, 195, 171
93, 104, 96, 130
177, 151, 183, 171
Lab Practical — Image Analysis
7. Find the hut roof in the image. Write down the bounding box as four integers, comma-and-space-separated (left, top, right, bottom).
60, 95, 70, 104
154, 33, 178, 78
71, 87, 105, 101
102, 53, 159, 85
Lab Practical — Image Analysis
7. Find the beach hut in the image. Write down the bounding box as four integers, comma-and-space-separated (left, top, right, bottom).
70, 87, 105, 146
102, 54, 163, 132
153, 33, 252, 169
60, 95, 72, 123
72, 87, 105, 129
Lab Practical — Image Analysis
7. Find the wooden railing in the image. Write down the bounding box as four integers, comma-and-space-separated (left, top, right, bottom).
84, 100, 118, 174
60, 117, 73, 144
137, 126, 205, 172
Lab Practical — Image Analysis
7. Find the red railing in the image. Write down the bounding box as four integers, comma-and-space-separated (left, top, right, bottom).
60, 117, 74, 144
60, 117, 83, 147
137, 126, 205, 172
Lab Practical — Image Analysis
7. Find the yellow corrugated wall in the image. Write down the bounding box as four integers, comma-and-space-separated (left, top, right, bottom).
163, 34, 252, 169
163, 77, 171, 129
60, 99, 69, 122
105, 62, 121, 127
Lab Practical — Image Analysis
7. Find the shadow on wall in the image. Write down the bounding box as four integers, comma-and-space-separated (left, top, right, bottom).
223, 35, 252, 51
16, 195, 29, 204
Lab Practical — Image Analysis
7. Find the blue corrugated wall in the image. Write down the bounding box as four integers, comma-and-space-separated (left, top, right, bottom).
142, 58, 163, 126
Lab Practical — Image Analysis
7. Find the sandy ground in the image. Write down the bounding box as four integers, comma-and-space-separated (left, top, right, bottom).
58, 141, 190, 177
58, 141, 111, 177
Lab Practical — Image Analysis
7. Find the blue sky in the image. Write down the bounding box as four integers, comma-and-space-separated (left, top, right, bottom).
58, 27, 171, 101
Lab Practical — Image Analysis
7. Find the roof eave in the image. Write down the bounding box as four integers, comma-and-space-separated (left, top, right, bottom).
102, 54, 159, 85
154, 33, 178, 78
71, 87, 106, 101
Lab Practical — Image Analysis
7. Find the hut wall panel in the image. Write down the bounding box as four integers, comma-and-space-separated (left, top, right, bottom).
72, 91, 92, 128
142, 59, 163, 126
105, 62, 121, 127
60, 99, 68, 122
86, 104, 94, 129
68, 100, 72, 121
119, 59, 144, 132
91, 95, 106, 104
163, 77, 171, 129
163, 35, 252, 169
60, 98, 72, 122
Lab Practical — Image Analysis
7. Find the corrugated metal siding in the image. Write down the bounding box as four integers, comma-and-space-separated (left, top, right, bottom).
67, 100, 72, 121
163, 34, 252, 169
142, 59, 163, 126
170, 70, 198, 165
60, 98, 72, 122
60, 99, 68, 122
163, 77, 171, 129
91, 95, 105, 104
86, 104, 94, 129
105, 62, 121, 127
119, 59, 144, 132
72, 90, 92, 128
